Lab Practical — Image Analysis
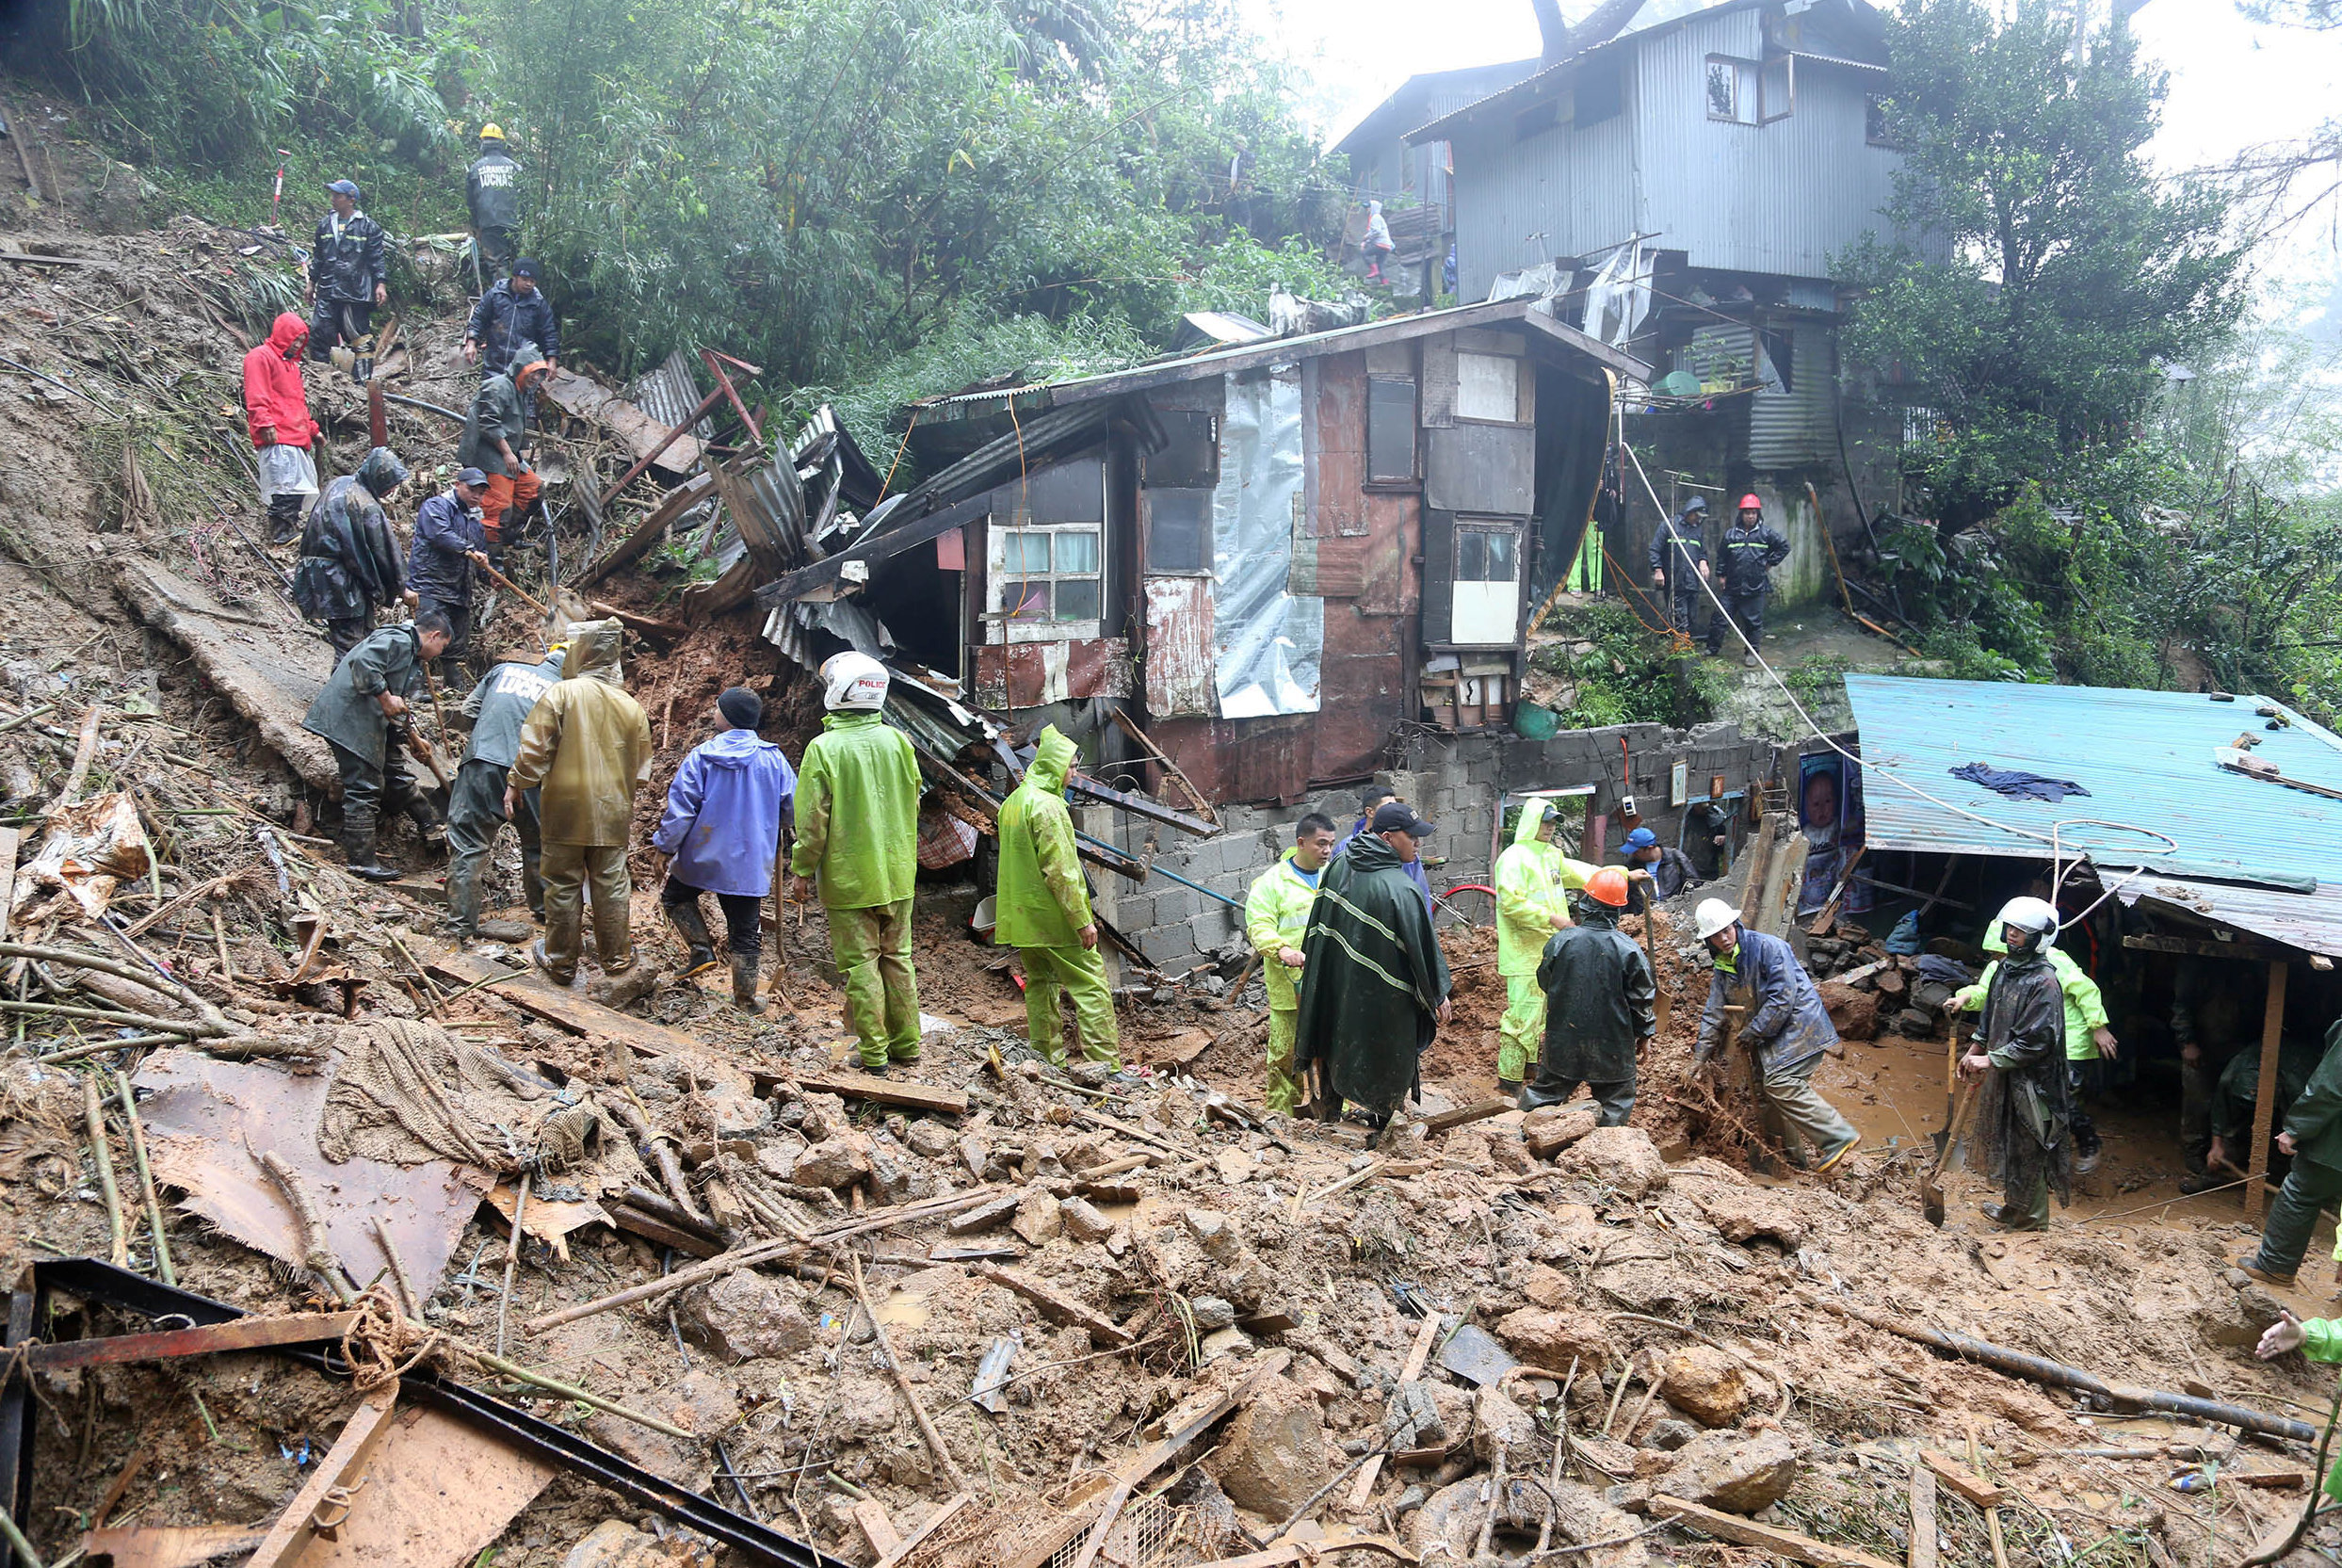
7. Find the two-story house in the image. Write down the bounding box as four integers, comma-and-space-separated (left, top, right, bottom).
1401, 0, 1910, 609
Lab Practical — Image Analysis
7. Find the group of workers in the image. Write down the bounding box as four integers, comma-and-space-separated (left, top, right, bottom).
1648, 492, 1792, 666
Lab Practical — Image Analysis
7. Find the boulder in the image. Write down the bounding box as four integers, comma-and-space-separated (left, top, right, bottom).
1059, 1196, 1116, 1243
1681, 1182, 1807, 1249
1473, 1382, 1537, 1463
1010, 1188, 1062, 1246
1189, 1295, 1237, 1332
1556, 1126, 1669, 1198
793, 1138, 872, 1190
675, 1271, 814, 1363
1525, 1103, 1602, 1160
1653, 1428, 1800, 1512
1659, 1346, 1749, 1426
1817, 981, 1879, 1043
1494, 1307, 1615, 1372
1184, 1208, 1243, 1261
1205, 1375, 1333, 1516
1894, 1007, 1937, 1037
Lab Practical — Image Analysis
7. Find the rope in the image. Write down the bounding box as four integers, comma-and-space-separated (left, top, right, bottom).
340, 1283, 444, 1390
1613, 433, 2180, 928
1595, 539, 1689, 647
875, 407, 920, 501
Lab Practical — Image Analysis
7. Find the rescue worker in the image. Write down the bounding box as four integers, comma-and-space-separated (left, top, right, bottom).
1648, 493, 1713, 637
1295, 801, 1453, 1131
1337, 784, 1432, 912
1244, 812, 1336, 1115
652, 687, 796, 1013
997, 724, 1126, 1076
1947, 917, 2117, 1172
1956, 896, 2072, 1230
464, 124, 523, 279
2256, 1305, 2342, 1501
2237, 1017, 2342, 1287
1619, 824, 1704, 910
2196, 1034, 2322, 1191
300, 611, 450, 881
1706, 493, 1790, 666
464, 260, 560, 380
444, 642, 565, 939
789, 653, 922, 1073
242, 312, 319, 544
458, 344, 548, 550
1494, 798, 1596, 1096
506, 620, 654, 1003
1693, 897, 1859, 1172
408, 468, 492, 686
292, 446, 414, 658
306, 179, 387, 366
1522, 867, 1655, 1123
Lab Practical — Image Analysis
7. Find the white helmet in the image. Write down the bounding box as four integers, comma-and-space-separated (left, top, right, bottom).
821, 652, 889, 711
1694, 897, 1740, 941
1995, 896, 2059, 943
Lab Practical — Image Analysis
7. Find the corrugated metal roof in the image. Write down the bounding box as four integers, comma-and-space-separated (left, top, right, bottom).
625, 348, 713, 443
1844, 674, 2342, 955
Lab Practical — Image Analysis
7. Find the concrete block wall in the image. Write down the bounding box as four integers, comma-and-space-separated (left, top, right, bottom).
1090, 715, 1790, 970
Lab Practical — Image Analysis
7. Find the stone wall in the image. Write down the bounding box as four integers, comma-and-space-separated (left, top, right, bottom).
1090, 717, 1801, 969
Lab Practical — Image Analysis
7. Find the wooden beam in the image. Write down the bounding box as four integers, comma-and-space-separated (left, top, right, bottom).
1346, 1310, 1445, 1509
849, 1501, 902, 1560
751, 491, 991, 608
245, 1382, 401, 1568
795, 1072, 968, 1118
581, 473, 717, 588
1918, 1450, 2005, 1509
2249, 961, 2289, 1223
2124, 931, 2302, 964
28, 1312, 359, 1370
1652, 1496, 1901, 1568
1908, 1460, 1938, 1568
970, 1264, 1132, 1346
1422, 1098, 1513, 1136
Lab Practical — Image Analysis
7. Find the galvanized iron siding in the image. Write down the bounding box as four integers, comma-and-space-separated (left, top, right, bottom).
1748, 318, 1835, 467
1450, 89, 1640, 299
1844, 674, 2342, 954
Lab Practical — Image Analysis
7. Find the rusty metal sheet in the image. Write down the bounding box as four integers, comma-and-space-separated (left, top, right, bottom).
133, 1048, 489, 1299
1143, 579, 1214, 718
971, 640, 1133, 711
1288, 536, 1367, 598
81, 1525, 267, 1568
300, 1405, 558, 1568
30, 1311, 358, 1369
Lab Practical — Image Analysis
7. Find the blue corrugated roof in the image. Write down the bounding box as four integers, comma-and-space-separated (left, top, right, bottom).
1844, 675, 2342, 955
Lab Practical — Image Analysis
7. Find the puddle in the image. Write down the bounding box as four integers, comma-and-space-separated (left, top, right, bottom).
877, 1288, 932, 1329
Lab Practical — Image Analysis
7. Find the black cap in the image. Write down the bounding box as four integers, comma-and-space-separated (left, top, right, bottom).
511, 258, 538, 279
1371, 800, 1435, 836
326, 179, 361, 198
454, 466, 489, 488
717, 687, 763, 730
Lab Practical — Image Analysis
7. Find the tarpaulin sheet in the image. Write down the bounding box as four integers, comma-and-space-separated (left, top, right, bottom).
1212, 367, 1320, 718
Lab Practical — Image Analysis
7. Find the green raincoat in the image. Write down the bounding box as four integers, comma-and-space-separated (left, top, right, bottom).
1244, 848, 1322, 1011
995, 726, 1089, 947
1493, 799, 1595, 1081
791, 710, 919, 909
1294, 831, 1451, 1117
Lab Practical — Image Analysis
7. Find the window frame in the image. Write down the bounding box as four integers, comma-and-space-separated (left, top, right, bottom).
1447, 517, 1525, 647
1704, 54, 1759, 125
1759, 55, 1794, 124
1452, 351, 1523, 425
984, 461, 1109, 643
1865, 92, 1897, 147
1141, 487, 1213, 576
1365, 375, 1419, 486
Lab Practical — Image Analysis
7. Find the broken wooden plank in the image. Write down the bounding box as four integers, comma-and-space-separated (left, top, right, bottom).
81, 1525, 267, 1568
1653, 1496, 1900, 1568
850, 1501, 902, 1560
301, 1405, 557, 1568
245, 1382, 402, 1568
1346, 1310, 1445, 1508
797, 1071, 968, 1117
421, 946, 704, 1059
29, 1311, 358, 1370
1919, 1449, 2006, 1509
1908, 1458, 1937, 1568
945, 1194, 1023, 1236
609, 1204, 721, 1259
875, 1495, 974, 1568
581, 473, 719, 588
2231, 1470, 2311, 1490
1422, 1098, 1513, 1136
538, 368, 705, 471
970, 1263, 1132, 1346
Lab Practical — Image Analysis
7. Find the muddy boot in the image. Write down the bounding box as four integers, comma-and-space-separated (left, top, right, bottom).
341, 826, 399, 883
664, 901, 720, 977
589, 962, 658, 1010
403, 795, 445, 852
267, 493, 304, 545
732, 952, 765, 1014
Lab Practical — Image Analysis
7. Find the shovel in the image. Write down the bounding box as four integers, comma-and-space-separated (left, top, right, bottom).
1922, 1072, 1982, 1227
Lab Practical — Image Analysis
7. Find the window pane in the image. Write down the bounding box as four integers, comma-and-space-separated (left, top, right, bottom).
1737, 63, 1759, 123
1760, 57, 1791, 122
1056, 529, 1101, 574
1147, 490, 1210, 573
1458, 527, 1486, 582
1455, 353, 1518, 422
1004, 531, 1051, 574
1023, 458, 1105, 524
1054, 578, 1102, 622
1484, 528, 1517, 581
1367, 378, 1416, 481
1005, 580, 1052, 622
1705, 58, 1736, 119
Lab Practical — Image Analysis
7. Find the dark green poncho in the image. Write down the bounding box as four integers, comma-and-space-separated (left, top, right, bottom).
1294, 832, 1452, 1116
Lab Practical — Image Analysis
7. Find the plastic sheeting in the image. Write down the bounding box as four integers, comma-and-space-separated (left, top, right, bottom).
1211, 367, 1321, 718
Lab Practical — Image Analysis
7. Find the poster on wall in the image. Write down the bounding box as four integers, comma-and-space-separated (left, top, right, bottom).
1795, 752, 1869, 915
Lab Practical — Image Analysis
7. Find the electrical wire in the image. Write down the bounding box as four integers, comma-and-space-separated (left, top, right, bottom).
1612, 431, 2178, 928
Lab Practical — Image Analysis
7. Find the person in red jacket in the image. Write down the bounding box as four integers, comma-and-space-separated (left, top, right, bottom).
243, 312, 320, 543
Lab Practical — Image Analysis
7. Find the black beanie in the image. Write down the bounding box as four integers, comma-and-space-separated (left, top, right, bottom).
718, 687, 763, 731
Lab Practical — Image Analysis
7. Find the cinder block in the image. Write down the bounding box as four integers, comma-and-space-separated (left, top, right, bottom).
1153, 884, 1201, 922
1189, 910, 1236, 949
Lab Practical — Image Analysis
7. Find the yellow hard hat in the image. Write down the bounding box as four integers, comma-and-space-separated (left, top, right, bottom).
479, 123, 507, 141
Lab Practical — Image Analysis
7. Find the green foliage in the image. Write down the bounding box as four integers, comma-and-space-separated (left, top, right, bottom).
1837, 0, 2243, 526
1783, 654, 1853, 705
1538, 602, 1726, 729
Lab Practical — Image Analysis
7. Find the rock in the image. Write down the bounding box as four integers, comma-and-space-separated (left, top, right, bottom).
1520, 1264, 1579, 1310
1184, 1208, 1242, 1261
1556, 1126, 1669, 1197
1205, 1374, 1333, 1516
794, 1138, 872, 1190
1413, 1477, 1650, 1567
1645, 1418, 1698, 1452
1660, 1347, 1749, 1426
1215, 1147, 1257, 1184
594, 1036, 635, 1085
1895, 1007, 1937, 1037
1817, 981, 1880, 1043
1681, 1182, 1807, 1249
945, 1192, 1023, 1235
560, 1522, 670, 1568
675, 1271, 815, 1363
957, 1133, 990, 1181
1654, 1428, 1800, 1512
1065, 1059, 1115, 1087
1059, 1196, 1116, 1243
1382, 1381, 1447, 1448
1525, 1103, 1602, 1160
1010, 1188, 1062, 1245
906, 1121, 957, 1159
588, 963, 659, 1010
867, 1140, 916, 1204
1473, 1383, 1537, 1463
1198, 1326, 1254, 1361
1494, 1308, 1615, 1373
1189, 1295, 1237, 1332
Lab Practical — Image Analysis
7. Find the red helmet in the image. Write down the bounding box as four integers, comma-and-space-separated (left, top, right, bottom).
1587, 867, 1631, 907
1736, 493, 1763, 511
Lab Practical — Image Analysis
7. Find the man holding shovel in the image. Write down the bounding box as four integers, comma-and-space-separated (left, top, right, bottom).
1691, 897, 1858, 1172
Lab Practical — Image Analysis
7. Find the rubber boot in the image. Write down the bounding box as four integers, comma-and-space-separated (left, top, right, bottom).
404, 794, 445, 851
341, 826, 399, 883
267, 493, 304, 545
732, 952, 765, 1015
664, 901, 719, 978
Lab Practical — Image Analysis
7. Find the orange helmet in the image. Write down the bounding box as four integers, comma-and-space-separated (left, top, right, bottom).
1736, 493, 1763, 511
1587, 867, 1631, 907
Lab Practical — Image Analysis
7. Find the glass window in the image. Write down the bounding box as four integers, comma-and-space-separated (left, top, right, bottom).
1367, 378, 1416, 481
1054, 578, 1102, 621
1705, 56, 1758, 125
1866, 94, 1897, 147
1484, 527, 1516, 582
1759, 57, 1793, 124
1146, 490, 1210, 573
1457, 524, 1520, 582
1455, 352, 1519, 422
1005, 581, 1052, 622
1001, 531, 1049, 573
1459, 527, 1485, 582
1055, 528, 1101, 574
990, 508, 1106, 635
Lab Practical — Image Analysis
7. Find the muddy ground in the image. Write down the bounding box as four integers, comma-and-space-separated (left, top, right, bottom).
1, 83, 2339, 1568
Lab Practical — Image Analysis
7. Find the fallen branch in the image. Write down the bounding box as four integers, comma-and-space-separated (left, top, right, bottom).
260, 1151, 351, 1304
848, 1253, 969, 1494
0, 941, 235, 1037
84, 1075, 127, 1268
114, 1069, 174, 1285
